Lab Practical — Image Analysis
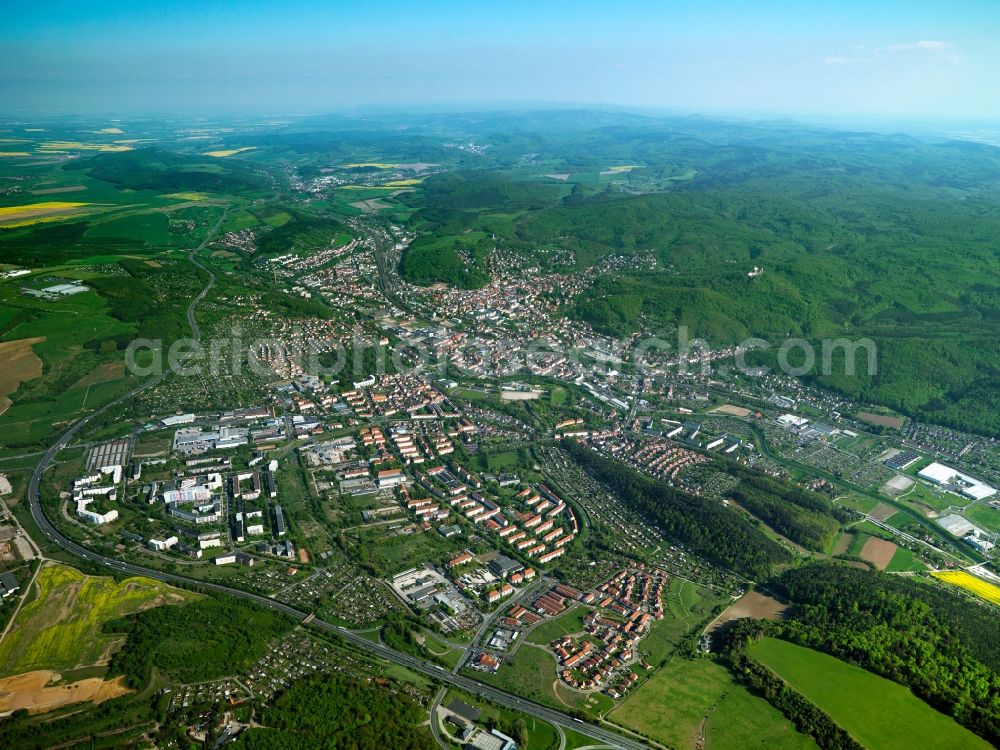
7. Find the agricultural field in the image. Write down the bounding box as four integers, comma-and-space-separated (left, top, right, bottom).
885, 546, 926, 573
931, 570, 1000, 606
0, 283, 139, 448
749, 637, 991, 750
0, 337, 44, 414
0, 142, 256, 450
0, 563, 199, 676
610, 657, 816, 750
0, 201, 95, 228
858, 535, 897, 570
202, 147, 256, 157
706, 591, 788, 634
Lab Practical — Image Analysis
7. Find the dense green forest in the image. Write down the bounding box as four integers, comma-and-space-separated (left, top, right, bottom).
232, 673, 434, 750
75, 147, 268, 194
724, 471, 844, 551
87, 259, 203, 344
399, 233, 491, 288
759, 564, 1000, 744
106, 597, 295, 687
254, 210, 351, 257
0, 220, 141, 266
566, 441, 791, 578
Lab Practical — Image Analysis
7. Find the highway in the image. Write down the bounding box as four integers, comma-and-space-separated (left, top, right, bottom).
26, 472, 647, 748
24, 214, 650, 749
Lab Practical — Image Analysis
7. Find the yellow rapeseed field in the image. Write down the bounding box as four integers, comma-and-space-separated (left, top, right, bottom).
37, 141, 132, 152
0, 201, 89, 217
161, 192, 210, 201
0, 563, 198, 675
0, 201, 93, 228
932, 570, 1000, 606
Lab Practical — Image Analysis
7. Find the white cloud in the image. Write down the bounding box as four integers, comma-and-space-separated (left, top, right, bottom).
823, 56, 863, 66
821, 40, 960, 67
888, 40, 948, 53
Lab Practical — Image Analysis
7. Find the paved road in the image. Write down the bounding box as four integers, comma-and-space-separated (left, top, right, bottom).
457, 576, 549, 673
185, 211, 225, 340
429, 687, 449, 749
23, 213, 650, 750
25, 488, 646, 749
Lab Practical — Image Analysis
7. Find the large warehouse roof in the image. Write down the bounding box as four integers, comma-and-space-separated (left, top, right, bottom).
918, 462, 997, 501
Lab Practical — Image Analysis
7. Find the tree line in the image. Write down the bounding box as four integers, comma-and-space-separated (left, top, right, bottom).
764, 564, 1000, 745
719, 622, 863, 750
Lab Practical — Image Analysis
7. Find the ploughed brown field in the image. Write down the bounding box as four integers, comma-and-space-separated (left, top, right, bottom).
860, 536, 897, 570
706, 591, 789, 633
857, 412, 904, 429
0, 337, 44, 413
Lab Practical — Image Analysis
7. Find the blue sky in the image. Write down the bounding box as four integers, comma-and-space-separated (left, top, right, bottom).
2, 0, 999, 120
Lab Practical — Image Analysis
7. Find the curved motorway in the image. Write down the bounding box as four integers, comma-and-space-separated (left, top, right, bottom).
24, 214, 650, 750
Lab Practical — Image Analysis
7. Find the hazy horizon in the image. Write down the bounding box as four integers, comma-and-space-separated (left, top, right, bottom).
3, 0, 1000, 122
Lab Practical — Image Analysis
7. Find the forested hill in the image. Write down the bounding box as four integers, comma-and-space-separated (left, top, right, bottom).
396, 115, 1000, 436
232, 673, 434, 750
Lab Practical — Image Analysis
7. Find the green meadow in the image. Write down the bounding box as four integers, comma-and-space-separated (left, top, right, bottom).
750, 637, 991, 750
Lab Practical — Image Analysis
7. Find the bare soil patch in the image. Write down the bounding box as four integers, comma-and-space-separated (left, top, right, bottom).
0, 337, 44, 413
0, 671, 130, 715
858, 412, 904, 429
882, 474, 914, 495
860, 536, 897, 570
710, 404, 753, 417
870, 503, 897, 522
350, 198, 391, 213
30, 185, 87, 196
70, 361, 124, 389
706, 591, 788, 633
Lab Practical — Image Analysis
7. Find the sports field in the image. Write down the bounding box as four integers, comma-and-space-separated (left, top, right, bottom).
932, 570, 1000, 606
0, 563, 199, 676
750, 637, 991, 750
